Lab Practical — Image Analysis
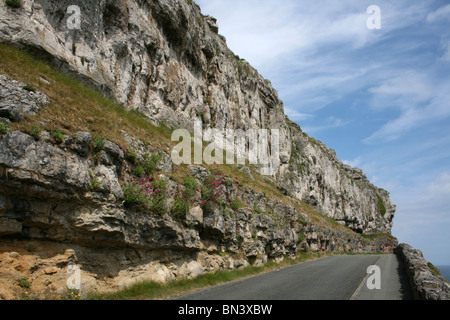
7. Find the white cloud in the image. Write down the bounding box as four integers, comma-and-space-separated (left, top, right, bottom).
284, 107, 313, 123
364, 73, 450, 144
426, 172, 450, 197
343, 156, 362, 168
302, 116, 349, 134
369, 72, 433, 104
441, 41, 450, 62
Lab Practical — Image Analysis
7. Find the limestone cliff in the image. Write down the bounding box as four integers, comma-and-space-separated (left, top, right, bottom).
0, 0, 398, 299
0, 0, 395, 235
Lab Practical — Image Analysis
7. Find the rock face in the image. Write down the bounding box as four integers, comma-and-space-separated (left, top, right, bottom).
0, 0, 401, 299
395, 244, 450, 300
0, 127, 397, 299
0, 0, 395, 235
283, 121, 396, 235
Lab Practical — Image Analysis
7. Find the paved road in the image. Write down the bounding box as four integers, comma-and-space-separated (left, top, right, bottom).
174, 254, 412, 300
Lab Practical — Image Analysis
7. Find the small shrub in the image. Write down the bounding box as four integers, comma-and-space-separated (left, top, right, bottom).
127, 150, 138, 164
428, 262, 442, 277
93, 136, 105, 152
23, 84, 35, 92
298, 215, 308, 226
298, 233, 305, 243
90, 175, 102, 191
67, 287, 82, 300
141, 152, 161, 176
253, 201, 265, 215
27, 244, 37, 252
231, 200, 240, 211
5, 0, 22, 8
171, 176, 201, 218
49, 127, 64, 143
200, 168, 231, 213
18, 277, 30, 289
377, 195, 387, 217
149, 178, 168, 215
203, 96, 212, 105
123, 177, 167, 215
134, 165, 145, 178
30, 124, 42, 140
0, 122, 10, 135
172, 198, 189, 219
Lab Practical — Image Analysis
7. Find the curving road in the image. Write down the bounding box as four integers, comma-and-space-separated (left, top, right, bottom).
174, 254, 412, 300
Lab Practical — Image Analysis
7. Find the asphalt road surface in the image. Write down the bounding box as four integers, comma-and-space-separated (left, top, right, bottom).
175, 254, 412, 300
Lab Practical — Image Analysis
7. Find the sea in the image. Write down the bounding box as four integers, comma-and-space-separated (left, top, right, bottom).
437, 266, 450, 281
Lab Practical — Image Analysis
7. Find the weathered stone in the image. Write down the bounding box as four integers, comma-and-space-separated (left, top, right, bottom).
0, 0, 401, 300
395, 243, 450, 300
0, 218, 22, 236
0, 75, 50, 122
187, 206, 203, 225
0, 0, 395, 235
73, 132, 92, 157
178, 261, 204, 279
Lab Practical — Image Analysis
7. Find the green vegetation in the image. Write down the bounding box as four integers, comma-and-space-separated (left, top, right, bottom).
236, 59, 255, 78
92, 136, 105, 152
377, 195, 387, 217
200, 168, 232, 213
123, 177, 168, 215
5, 0, 21, 8
0, 122, 10, 135
0, 43, 173, 157
66, 288, 82, 300
90, 175, 102, 192
49, 127, 64, 143
428, 262, 442, 277
141, 152, 161, 176
17, 277, 30, 289
29, 123, 42, 140
230, 200, 242, 211
23, 84, 35, 92
253, 201, 265, 215
133, 165, 145, 178
298, 233, 305, 243
126, 150, 138, 164
172, 176, 200, 218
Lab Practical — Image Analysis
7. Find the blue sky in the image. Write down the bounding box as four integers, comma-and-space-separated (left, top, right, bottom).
196, 0, 450, 265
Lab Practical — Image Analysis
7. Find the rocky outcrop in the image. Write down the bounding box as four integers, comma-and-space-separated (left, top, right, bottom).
0, 75, 50, 122
395, 243, 450, 300
0, 126, 397, 299
0, 0, 395, 235
282, 121, 396, 235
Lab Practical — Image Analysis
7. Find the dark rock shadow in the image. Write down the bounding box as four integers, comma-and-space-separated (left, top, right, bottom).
394, 254, 413, 300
